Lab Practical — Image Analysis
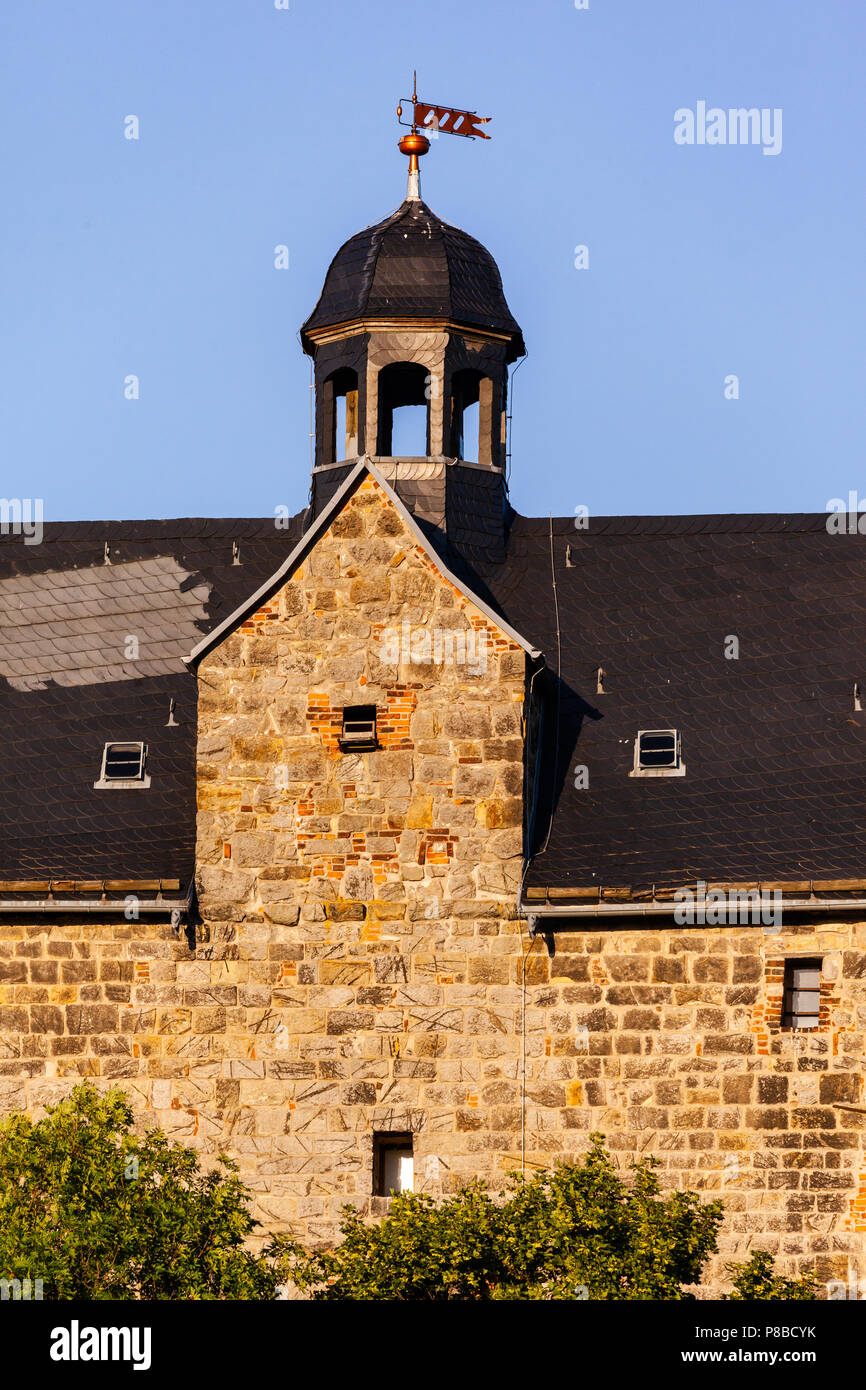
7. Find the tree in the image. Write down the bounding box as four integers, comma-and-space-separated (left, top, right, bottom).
287, 1134, 725, 1300
286, 1136, 820, 1300
0, 1092, 820, 1302
725, 1250, 818, 1301
0, 1082, 288, 1299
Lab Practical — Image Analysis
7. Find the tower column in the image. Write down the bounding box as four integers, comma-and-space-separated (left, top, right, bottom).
478, 375, 495, 468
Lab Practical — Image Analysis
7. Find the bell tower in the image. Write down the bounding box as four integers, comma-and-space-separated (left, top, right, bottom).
300, 94, 524, 560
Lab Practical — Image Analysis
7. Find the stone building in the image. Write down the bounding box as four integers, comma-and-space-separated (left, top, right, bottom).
2, 159, 866, 1293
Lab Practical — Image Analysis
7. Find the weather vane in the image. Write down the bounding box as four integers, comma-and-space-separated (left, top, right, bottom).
397, 72, 491, 198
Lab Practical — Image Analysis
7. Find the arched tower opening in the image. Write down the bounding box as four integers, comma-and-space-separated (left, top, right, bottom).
450, 367, 506, 467
322, 367, 359, 465
376, 362, 429, 457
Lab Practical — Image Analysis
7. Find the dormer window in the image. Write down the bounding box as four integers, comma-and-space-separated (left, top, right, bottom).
94, 741, 150, 789
339, 705, 378, 752
629, 729, 685, 778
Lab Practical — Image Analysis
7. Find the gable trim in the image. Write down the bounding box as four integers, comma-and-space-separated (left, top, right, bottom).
183, 458, 543, 667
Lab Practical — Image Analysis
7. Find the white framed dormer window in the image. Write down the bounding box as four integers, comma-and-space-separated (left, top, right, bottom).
94, 741, 150, 789
629, 729, 685, 778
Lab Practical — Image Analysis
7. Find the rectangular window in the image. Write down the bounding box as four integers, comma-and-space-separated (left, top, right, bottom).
782, 958, 822, 1030
373, 1133, 414, 1196
339, 704, 378, 752
630, 729, 685, 777
638, 730, 678, 768
94, 741, 150, 789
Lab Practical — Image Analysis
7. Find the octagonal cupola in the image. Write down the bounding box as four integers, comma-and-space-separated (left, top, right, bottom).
301, 160, 524, 551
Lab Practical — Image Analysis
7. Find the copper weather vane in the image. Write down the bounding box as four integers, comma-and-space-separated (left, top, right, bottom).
396, 72, 491, 197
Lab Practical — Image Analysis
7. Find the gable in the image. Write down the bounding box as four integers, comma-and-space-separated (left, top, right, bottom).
194, 473, 531, 918
196, 472, 531, 716
186, 460, 541, 669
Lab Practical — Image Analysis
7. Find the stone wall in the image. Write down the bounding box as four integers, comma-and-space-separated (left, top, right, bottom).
190, 471, 866, 1285
527, 918, 866, 1290
0, 916, 189, 1111
193, 472, 531, 1240
2, 908, 865, 1290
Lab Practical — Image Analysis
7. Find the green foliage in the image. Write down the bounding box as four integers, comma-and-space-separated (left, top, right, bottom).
724, 1250, 819, 1301
0, 1092, 820, 1302
286, 1134, 725, 1300
0, 1082, 289, 1299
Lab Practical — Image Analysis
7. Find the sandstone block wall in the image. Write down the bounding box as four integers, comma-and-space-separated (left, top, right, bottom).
2, 911, 865, 1292
193, 472, 532, 1238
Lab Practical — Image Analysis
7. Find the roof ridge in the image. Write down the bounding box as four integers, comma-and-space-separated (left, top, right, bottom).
0, 513, 307, 543
508, 512, 841, 537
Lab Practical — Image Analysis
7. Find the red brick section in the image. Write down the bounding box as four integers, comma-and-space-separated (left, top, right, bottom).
379, 689, 417, 749
847, 1172, 866, 1232
306, 695, 341, 755
239, 600, 280, 635
418, 832, 457, 866
306, 688, 419, 756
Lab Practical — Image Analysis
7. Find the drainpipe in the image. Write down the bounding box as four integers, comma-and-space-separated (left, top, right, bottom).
0, 898, 189, 916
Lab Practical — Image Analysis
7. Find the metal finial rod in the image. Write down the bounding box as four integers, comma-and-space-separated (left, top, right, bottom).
397, 70, 428, 199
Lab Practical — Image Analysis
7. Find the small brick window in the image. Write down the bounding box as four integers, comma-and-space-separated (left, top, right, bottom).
782, 958, 822, 1030
373, 1132, 413, 1196
339, 704, 378, 752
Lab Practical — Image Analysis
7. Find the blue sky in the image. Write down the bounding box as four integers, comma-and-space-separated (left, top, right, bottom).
1, 0, 864, 522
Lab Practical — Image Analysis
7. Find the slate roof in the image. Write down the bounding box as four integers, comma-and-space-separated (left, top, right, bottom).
5, 498, 864, 902
464, 511, 866, 898
0, 515, 306, 886
301, 199, 525, 359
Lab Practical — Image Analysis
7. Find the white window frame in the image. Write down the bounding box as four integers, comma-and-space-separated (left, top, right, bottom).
94, 741, 150, 789
629, 728, 685, 778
